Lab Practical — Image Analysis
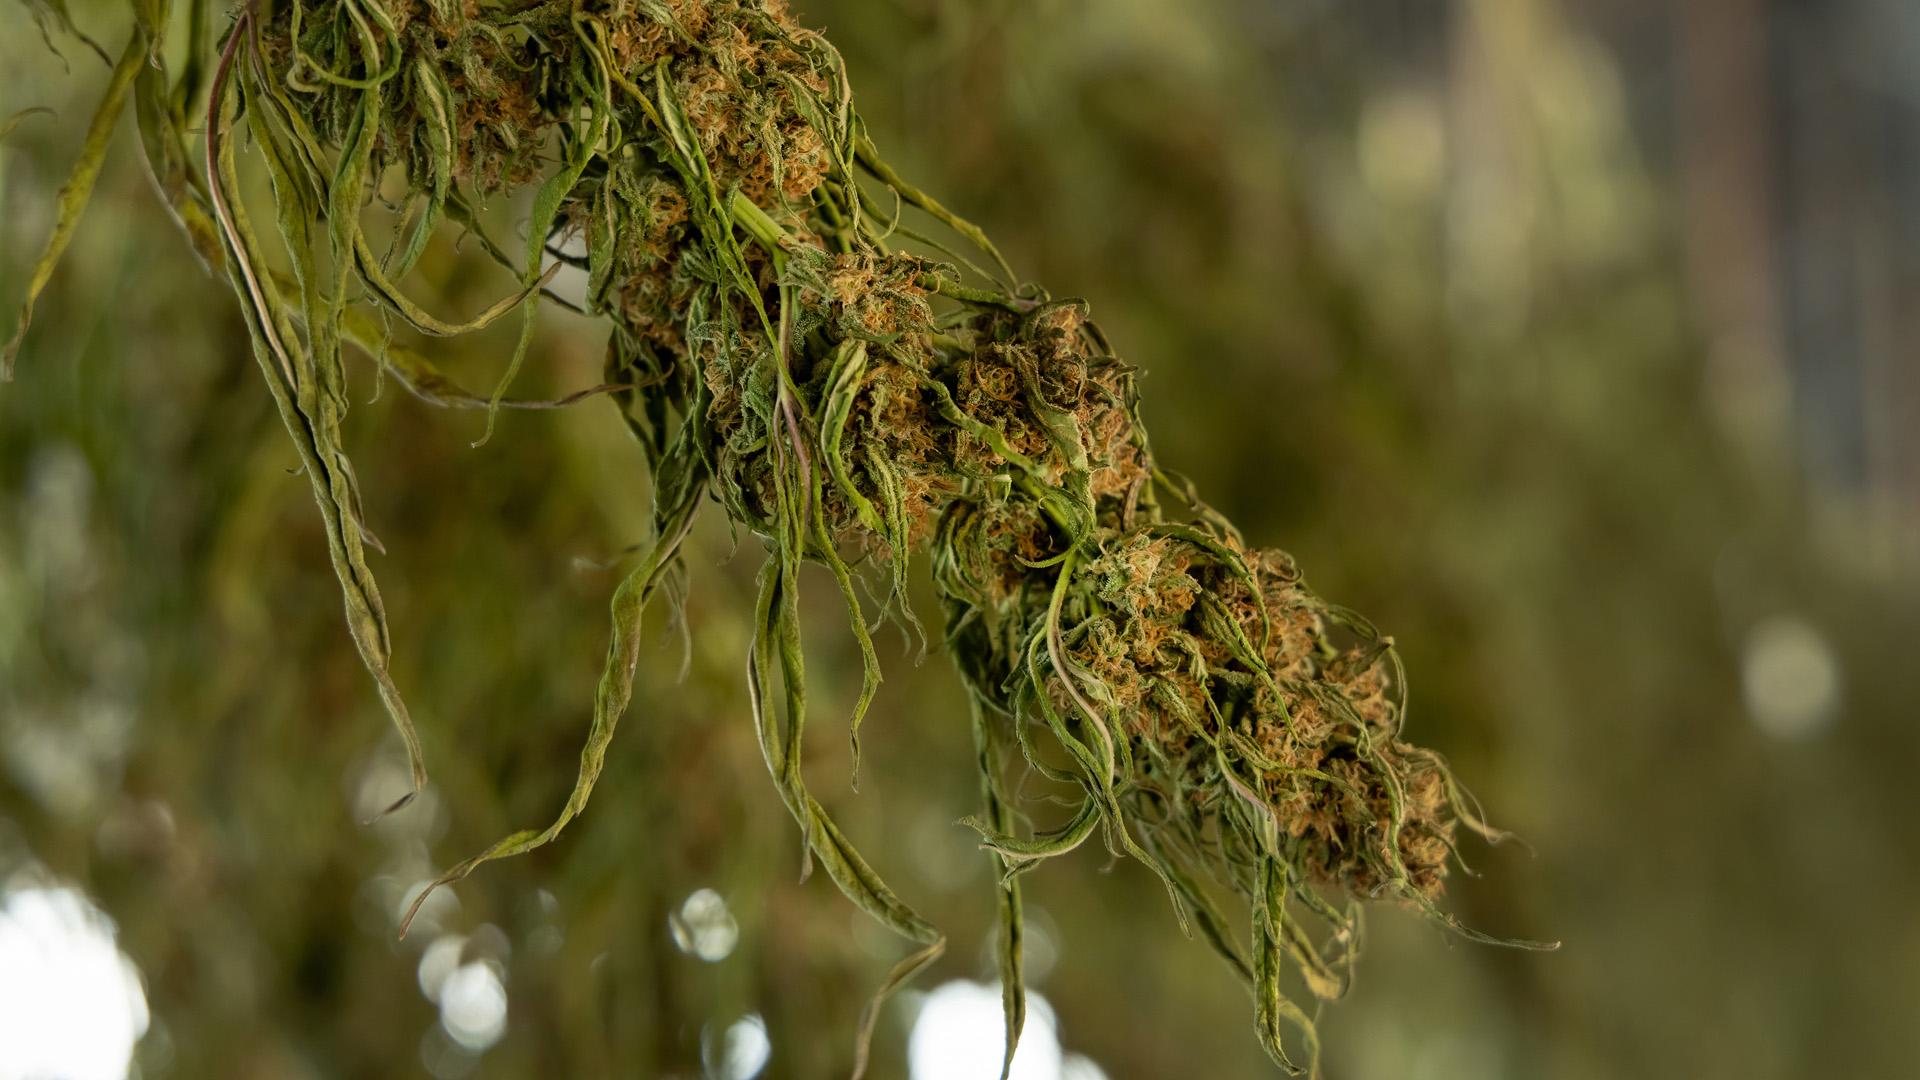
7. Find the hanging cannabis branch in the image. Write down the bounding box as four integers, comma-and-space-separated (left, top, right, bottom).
6, 0, 1555, 1074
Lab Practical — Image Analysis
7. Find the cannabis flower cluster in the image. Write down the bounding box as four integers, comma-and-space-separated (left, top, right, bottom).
7, 0, 1553, 1073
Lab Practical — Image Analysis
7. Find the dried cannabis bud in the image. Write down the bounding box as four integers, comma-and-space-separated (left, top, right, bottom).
6, 0, 1555, 1073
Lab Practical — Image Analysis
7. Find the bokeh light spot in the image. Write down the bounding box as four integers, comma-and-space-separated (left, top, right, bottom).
1742, 616, 1842, 740
669, 888, 739, 962
908, 980, 1064, 1080
0, 878, 149, 1080
438, 961, 508, 1052
705, 1012, 771, 1080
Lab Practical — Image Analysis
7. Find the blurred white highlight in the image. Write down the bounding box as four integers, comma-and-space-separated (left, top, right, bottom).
418, 934, 468, 1003
910, 979, 1105, 1080
706, 1012, 771, 1080
670, 888, 739, 962
1741, 615, 1842, 740
0, 879, 149, 1080
438, 960, 508, 1051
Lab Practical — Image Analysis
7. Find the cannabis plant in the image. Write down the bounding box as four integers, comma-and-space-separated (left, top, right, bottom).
5, 0, 1553, 1073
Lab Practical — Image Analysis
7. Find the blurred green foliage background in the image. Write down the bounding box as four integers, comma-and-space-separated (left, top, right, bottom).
3, 0, 1916, 1077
